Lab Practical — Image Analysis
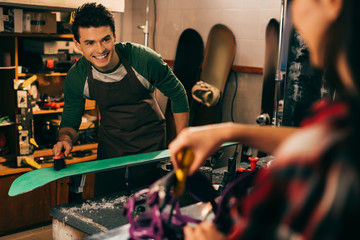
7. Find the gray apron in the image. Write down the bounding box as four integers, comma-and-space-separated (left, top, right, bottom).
87, 48, 166, 195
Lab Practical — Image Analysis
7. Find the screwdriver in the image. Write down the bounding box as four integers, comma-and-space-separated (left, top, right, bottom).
174, 148, 194, 197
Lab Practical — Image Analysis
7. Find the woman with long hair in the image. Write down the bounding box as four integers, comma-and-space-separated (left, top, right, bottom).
170, 0, 360, 239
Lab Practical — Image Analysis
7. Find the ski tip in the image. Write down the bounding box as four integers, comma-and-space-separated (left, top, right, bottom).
8, 182, 29, 197
9, 181, 36, 197
8, 174, 37, 197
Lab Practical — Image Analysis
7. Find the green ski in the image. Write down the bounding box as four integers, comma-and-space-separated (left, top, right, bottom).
9, 142, 238, 196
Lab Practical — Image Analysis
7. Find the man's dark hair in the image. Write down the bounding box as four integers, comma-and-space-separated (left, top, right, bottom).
71, 2, 115, 42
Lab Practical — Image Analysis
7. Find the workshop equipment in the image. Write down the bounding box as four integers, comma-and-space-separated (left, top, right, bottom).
124, 169, 219, 240
15, 75, 39, 167
9, 142, 238, 197
174, 148, 194, 197
44, 101, 64, 110
22, 157, 41, 169
53, 153, 66, 171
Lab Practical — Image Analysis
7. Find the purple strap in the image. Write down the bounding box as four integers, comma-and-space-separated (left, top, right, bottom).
124, 184, 200, 240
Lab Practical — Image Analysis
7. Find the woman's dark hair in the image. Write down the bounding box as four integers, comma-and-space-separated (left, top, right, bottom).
71, 2, 115, 42
323, 0, 360, 157
323, 0, 360, 101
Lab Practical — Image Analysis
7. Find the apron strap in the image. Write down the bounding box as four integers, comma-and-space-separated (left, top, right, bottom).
87, 62, 94, 99
116, 47, 137, 80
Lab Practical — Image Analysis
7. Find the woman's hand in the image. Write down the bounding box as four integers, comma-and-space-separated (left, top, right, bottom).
169, 123, 233, 175
184, 221, 226, 240
169, 122, 296, 175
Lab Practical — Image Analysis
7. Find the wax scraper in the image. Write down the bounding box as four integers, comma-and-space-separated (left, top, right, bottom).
53, 153, 66, 171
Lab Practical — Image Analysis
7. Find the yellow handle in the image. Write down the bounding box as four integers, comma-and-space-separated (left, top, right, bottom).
18, 75, 37, 89
22, 158, 41, 169
30, 138, 39, 148
174, 149, 194, 197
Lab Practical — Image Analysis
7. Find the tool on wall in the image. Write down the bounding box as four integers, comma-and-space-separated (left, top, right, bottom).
137, 0, 157, 48
273, 0, 292, 126
137, 0, 150, 47
15, 75, 40, 167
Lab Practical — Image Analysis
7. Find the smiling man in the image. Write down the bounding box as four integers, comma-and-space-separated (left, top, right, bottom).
52, 3, 189, 196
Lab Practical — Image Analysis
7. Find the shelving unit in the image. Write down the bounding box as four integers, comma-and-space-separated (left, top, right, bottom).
0, 23, 98, 236
19, 72, 67, 77
0, 31, 98, 161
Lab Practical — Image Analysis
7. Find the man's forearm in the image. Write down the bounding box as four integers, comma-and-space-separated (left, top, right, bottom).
173, 112, 189, 134
58, 127, 79, 144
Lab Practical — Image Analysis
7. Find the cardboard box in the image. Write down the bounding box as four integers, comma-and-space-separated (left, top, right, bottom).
23, 12, 57, 34
23, 39, 58, 54
14, 9, 23, 33
0, 7, 23, 33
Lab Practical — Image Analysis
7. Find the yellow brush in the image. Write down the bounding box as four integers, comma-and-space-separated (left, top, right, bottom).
174, 148, 194, 197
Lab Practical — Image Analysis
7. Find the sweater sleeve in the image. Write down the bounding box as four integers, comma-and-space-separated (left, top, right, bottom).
126, 43, 189, 113
149, 55, 190, 113
59, 60, 87, 131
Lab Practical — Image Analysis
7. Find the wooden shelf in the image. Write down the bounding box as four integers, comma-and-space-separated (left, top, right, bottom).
32, 143, 98, 158
0, 122, 15, 127
0, 32, 73, 40
0, 143, 98, 177
33, 108, 64, 115
0, 66, 16, 70
33, 105, 96, 115
0, 154, 98, 177
33, 99, 97, 115
19, 72, 67, 77
163, 59, 264, 74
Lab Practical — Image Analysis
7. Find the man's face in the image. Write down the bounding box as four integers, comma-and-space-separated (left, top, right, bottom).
74, 26, 119, 72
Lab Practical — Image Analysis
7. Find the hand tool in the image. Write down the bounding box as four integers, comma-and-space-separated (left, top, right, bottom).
174, 148, 194, 197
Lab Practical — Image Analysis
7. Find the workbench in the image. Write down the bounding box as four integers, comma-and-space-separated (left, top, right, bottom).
51, 156, 274, 239
0, 147, 98, 235
86, 202, 212, 240
51, 191, 131, 239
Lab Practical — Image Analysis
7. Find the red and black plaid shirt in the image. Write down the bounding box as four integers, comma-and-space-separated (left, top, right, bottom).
229, 99, 360, 239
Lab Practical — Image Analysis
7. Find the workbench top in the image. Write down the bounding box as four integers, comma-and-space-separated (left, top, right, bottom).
52, 156, 275, 239
51, 192, 131, 236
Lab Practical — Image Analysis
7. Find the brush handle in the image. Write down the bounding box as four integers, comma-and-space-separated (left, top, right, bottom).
53, 153, 66, 171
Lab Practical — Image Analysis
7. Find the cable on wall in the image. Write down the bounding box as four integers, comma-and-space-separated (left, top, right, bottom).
231, 70, 238, 122
152, 0, 157, 50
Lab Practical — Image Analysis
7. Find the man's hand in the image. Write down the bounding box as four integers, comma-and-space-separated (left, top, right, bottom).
53, 139, 73, 157
52, 127, 78, 156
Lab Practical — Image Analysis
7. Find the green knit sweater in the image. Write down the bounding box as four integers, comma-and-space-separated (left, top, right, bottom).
60, 42, 189, 131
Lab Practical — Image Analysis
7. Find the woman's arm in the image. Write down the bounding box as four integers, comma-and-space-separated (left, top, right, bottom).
169, 122, 298, 174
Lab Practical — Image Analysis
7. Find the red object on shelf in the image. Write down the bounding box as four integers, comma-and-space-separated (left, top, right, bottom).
248, 156, 259, 171
0, 132, 10, 156
46, 59, 55, 69
44, 101, 64, 110
0, 132, 6, 147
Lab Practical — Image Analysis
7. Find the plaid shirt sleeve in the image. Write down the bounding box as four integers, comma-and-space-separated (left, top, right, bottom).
227, 101, 360, 240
